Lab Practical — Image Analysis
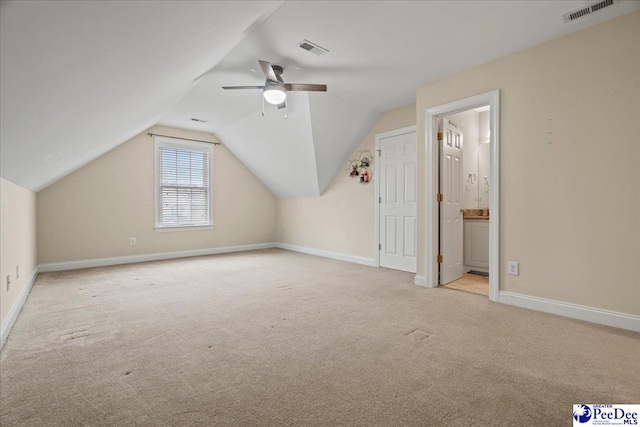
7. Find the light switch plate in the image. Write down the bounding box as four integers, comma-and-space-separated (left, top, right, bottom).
508, 262, 519, 276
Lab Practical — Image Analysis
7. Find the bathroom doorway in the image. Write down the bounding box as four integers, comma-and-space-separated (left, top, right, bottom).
438, 106, 491, 296
423, 90, 499, 301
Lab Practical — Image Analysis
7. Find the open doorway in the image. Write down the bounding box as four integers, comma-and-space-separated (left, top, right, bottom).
438, 107, 490, 296
424, 90, 499, 301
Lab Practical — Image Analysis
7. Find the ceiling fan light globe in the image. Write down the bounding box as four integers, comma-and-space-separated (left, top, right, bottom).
263, 86, 287, 105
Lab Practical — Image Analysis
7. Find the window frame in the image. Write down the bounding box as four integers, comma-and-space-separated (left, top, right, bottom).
154, 136, 214, 232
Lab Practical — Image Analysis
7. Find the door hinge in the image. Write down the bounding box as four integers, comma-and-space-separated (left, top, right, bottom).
437, 132, 443, 141
437, 193, 443, 203
379, 197, 382, 203
437, 254, 443, 263
379, 244, 382, 250
377, 149, 381, 157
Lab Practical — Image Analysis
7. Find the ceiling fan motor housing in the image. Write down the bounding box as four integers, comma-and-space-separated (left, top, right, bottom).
271, 65, 284, 78
222, 60, 326, 107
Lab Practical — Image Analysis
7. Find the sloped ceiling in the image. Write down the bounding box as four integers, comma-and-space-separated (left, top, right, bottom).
216, 92, 380, 198
308, 93, 380, 195
2, 1, 638, 195
0, 0, 283, 191
215, 92, 318, 199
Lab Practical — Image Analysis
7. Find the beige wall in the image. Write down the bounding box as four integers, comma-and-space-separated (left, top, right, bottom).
37, 126, 277, 264
1, 179, 37, 329
416, 11, 640, 315
277, 104, 416, 259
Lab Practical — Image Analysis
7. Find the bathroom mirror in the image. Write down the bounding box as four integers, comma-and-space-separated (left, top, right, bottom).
445, 107, 490, 209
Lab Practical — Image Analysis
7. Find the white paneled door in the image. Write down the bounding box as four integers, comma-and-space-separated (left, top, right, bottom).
379, 131, 417, 273
439, 118, 464, 285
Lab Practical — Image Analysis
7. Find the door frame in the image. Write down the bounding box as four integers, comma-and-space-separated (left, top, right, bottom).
374, 125, 417, 268
424, 90, 500, 301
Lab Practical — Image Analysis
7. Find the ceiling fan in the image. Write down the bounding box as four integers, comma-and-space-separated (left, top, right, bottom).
222, 60, 327, 116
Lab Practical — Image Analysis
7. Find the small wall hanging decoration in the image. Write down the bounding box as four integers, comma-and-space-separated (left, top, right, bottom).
345, 149, 373, 184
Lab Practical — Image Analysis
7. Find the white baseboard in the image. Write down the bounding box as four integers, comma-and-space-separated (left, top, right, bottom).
38, 242, 375, 273
498, 291, 640, 332
414, 275, 427, 287
276, 243, 375, 266
38, 243, 277, 273
29, 247, 640, 336
1, 268, 38, 350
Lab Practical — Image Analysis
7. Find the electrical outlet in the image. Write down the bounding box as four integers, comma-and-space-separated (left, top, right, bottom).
6, 275, 10, 292
508, 262, 519, 276
16, 265, 19, 279
129, 237, 136, 246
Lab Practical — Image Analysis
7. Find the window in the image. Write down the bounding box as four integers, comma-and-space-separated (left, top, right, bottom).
155, 137, 213, 230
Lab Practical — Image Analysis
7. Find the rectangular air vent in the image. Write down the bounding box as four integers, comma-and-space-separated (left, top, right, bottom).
297, 39, 329, 56
563, 0, 619, 22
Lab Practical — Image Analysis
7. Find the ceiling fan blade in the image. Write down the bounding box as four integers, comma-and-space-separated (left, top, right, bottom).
277, 100, 286, 110
258, 60, 278, 83
222, 86, 264, 90
284, 83, 327, 92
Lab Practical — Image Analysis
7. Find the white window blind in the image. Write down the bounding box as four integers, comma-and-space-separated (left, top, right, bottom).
157, 141, 211, 227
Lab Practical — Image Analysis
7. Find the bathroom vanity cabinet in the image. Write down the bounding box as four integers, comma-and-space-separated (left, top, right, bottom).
464, 219, 489, 273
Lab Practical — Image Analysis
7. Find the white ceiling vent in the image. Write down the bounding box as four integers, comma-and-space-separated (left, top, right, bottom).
297, 39, 329, 56
563, 0, 619, 22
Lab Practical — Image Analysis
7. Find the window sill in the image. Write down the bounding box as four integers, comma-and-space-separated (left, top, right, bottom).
155, 224, 214, 233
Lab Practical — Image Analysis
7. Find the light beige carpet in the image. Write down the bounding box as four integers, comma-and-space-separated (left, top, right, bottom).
1, 249, 638, 426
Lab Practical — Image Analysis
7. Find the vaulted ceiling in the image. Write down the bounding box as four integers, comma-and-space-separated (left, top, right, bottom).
0, 1, 283, 191
2, 1, 637, 195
